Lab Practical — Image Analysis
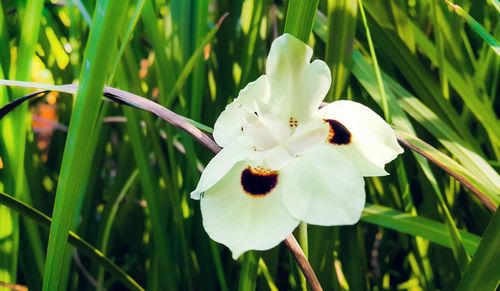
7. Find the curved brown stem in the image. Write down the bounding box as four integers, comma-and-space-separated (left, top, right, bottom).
284, 235, 323, 291
396, 134, 496, 212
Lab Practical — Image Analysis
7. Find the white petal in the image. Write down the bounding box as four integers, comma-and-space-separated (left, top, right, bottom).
320, 100, 404, 176
213, 76, 270, 147
281, 145, 366, 226
190, 145, 252, 200
284, 117, 329, 156
243, 115, 291, 151
248, 145, 293, 170
201, 162, 299, 259
266, 34, 331, 123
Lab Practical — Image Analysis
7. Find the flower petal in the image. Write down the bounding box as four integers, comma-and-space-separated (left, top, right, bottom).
266, 34, 331, 123
284, 117, 329, 156
201, 162, 299, 259
320, 100, 404, 176
190, 145, 253, 200
213, 75, 270, 147
281, 145, 365, 226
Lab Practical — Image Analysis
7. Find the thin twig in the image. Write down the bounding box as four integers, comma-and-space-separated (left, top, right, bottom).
284, 235, 323, 291
397, 135, 496, 212
73, 250, 100, 289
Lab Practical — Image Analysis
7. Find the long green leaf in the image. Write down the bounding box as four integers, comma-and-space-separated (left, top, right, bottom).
456, 209, 500, 290
324, 0, 358, 101
445, 1, 500, 55
361, 204, 480, 256
284, 0, 319, 42
0, 0, 44, 287
42, 1, 129, 290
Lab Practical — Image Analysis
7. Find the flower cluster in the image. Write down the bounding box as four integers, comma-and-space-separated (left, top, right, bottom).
191, 34, 403, 259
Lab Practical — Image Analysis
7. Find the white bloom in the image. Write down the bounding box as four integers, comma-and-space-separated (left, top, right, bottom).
191, 34, 403, 259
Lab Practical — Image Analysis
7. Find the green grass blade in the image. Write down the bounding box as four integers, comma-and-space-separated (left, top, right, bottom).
116, 52, 177, 289
238, 252, 259, 291
96, 169, 139, 290
42, 1, 129, 290
0, 0, 44, 287
397, 131, 498, 209
284, 0, 320, 42
238, 0, 266, 88
0, 191, 144, 291
430, 0, 449, 99
407, 21, 500, 148
167, 14, 226, 104
456, 209, 500, 290
357, 0, 389, 121
0, 3, 9, 73
141, 0, 176, 106
324, 0, 358, 101
445, 1, 500, 55
361, 204, 480, 256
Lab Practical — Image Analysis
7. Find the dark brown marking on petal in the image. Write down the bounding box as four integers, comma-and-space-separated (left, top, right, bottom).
241, 166, 278, 197
324, 119, 351, 145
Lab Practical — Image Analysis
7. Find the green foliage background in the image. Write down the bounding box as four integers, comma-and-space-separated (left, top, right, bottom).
0, 0, 498, 290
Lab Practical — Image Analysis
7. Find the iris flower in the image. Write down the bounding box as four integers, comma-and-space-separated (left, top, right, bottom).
191, 34, 403, 259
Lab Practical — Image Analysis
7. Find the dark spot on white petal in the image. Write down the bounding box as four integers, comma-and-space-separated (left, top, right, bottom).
241, 166, 278, 197
288, 117, 298, 128
324, 119, 351, 145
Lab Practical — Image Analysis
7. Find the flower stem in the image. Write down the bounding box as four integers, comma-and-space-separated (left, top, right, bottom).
284, 234, 323, 291
298, 222, 309, 290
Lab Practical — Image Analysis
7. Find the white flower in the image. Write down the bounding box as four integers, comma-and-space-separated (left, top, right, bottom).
191, 34, 403, 259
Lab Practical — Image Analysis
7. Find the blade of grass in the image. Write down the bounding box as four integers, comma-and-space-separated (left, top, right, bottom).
141, 0, 176, 106
284, 0, 320, 43
456, 209, 500, 290
0, 191, 144, 291
167, 13, 228, 103
429, 0, 449, 99
42, 1, 129, 290
445, 1, 500, 55
117, 76, 177, 290
357, 0, 389, 121
0, 3, 9, 73
361, 204, 480, 256
258, 258, 278, 291
238, 252, 259, 291
238, 0, 266, 88
396, 131, 498, 210
406, 20, 500, 149
0, 0, 44, 287
324, 0, 358, 101
96, 169, 139, 290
